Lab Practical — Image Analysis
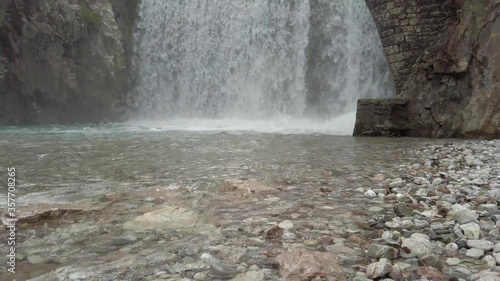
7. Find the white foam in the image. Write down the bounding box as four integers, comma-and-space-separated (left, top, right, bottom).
127, 111, 357, 135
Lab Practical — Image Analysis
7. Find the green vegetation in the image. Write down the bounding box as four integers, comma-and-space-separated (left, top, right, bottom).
80, 7, 103, 26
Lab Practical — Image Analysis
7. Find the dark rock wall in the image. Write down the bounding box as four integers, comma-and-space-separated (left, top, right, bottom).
0, 0, 140, 125
357, 0, 500, 138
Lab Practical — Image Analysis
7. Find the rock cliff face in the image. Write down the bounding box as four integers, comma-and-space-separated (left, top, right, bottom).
0, 0, 140, 125
356, 1, 500, 138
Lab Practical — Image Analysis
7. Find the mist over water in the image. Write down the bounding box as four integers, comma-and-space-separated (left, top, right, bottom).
130, 0, 394, 134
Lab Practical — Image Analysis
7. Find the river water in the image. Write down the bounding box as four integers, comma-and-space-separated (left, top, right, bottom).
0, 125, 448, 280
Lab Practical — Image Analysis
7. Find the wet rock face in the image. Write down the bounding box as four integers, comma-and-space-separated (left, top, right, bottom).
0, 0, 140, 125
358, 1, 500, 138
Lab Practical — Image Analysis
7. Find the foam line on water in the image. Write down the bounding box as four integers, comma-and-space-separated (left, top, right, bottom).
127, 112, 357, 135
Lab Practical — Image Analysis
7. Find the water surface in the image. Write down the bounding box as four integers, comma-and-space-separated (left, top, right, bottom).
0, 125, 447, 280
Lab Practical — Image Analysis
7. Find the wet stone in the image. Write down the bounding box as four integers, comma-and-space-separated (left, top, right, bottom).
367, 244, 398, 260
450, 204, 479, 224
482, 255, 497, 269
231, 270, 265, 281
366, 261, 393, 279
278, 220, 294, 230
419, 254, 443, 270
368, 206, 385, 215
461, 222, 482, 239
467, 240, 495, 251
414, 219, 430, 229
400, 235, 432, 258
494, 244, 500, 253
446, 257, 461, 266
28, 255, 46, 264
446, 243, 459, 256
467, 248, 485, 258
394, 203, 415, 217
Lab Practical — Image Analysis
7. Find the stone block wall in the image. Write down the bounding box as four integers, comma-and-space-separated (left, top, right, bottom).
365, 0, 456, 93
356, 1, 500, 138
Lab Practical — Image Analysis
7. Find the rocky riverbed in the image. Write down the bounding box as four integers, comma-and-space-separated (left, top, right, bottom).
358, 140, 500, 281
1, 133, 499, 281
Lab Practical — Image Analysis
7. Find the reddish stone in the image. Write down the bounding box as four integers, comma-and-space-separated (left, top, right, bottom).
276, 251, 344, 281
416, 266, 448, 281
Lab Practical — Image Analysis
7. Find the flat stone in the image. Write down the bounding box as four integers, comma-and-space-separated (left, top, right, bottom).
460, 222, 481, 239
467, 240, 494, 251
416, 266, 448, 281
353, 275, 372, 281
281, 230, 296, 241
477, 277, 500, 281
28, 255, 45, 264
373, 188, 388, 195
303, 240, 320, 247
450, 204, 478, 224
366, 261, 393, 279
400, 236, 433, 258
481, 204, 498, 215
123, 206, 216, 235
414, 219, 430, 228
278, 220, 294, 230
466, 248, 485, 258
478, 271, 500, 278
367, 244, 398, 260
368, 206, 385, 215
275, 251, 343, 280
372, 174, 386, 181
482, 255, 497, 269
193, 272, 206, 280
432, 178, 443, 186
389, 265, 402, 281
493, 243, 500, 253
447, 267, 473, 279
419, 254, 443, 270
446, 257, 461, 266
401, 220, 415, 230
430, 222, 445, 231
364, 190, 377, 198
394, 262, 412, 271
414, 177, 430, 185
411, 233, 430, 241
441, 194, 457, 204
231, 271, 265, 281
389, 179, 405, 188
394, 203, 415, 217
385, 221, 400, 229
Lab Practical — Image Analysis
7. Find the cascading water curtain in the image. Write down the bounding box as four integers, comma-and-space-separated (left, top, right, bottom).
130, 0, 394, 122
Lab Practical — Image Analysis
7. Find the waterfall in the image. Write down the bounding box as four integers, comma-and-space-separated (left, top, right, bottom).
130, 0, 394, 133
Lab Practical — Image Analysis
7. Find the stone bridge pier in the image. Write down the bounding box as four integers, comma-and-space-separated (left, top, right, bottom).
356, 0, 500, 138
364, 0, 456, 93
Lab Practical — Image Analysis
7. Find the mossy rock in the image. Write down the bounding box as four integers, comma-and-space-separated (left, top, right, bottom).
80, 7, 103, 26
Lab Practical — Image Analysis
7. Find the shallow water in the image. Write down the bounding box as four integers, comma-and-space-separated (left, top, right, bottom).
0, 124, 449, 280
0, 124, 439, 202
